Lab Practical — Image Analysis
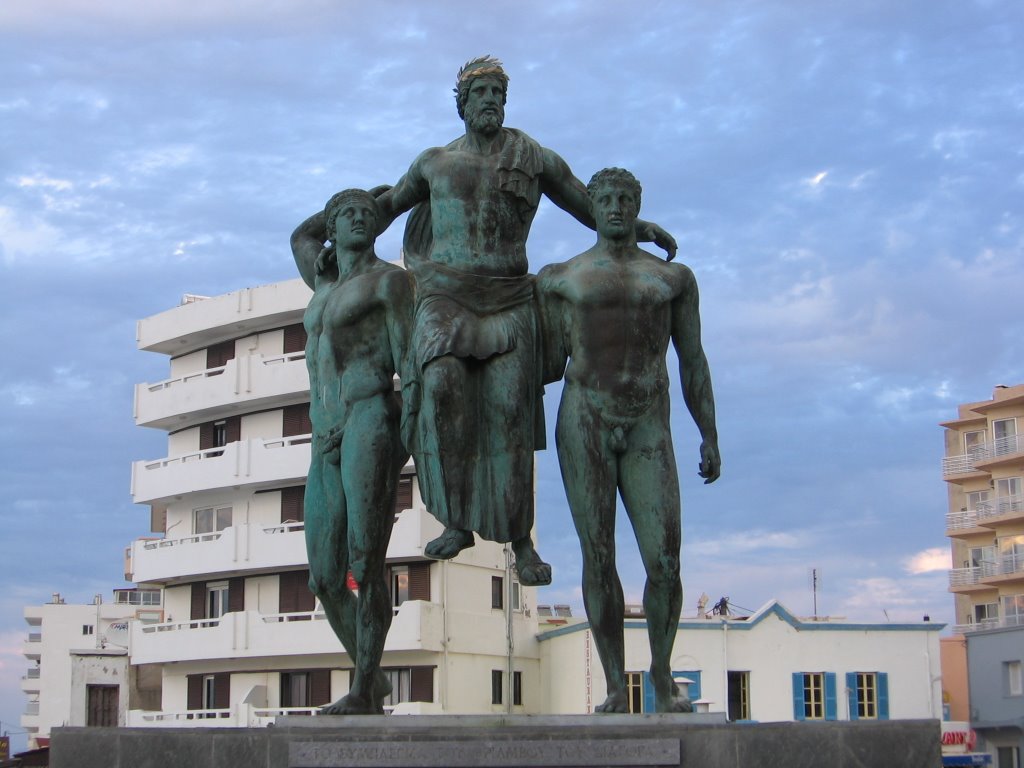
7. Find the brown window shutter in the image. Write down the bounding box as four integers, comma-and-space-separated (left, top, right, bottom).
199, 422, 214, 451
191, 582, 207, 620
394, 477, 413, 515
225, 416, 241, 444
228, 577, 245, 613
279, 571, 297, 614
280, 570, 315, 615
297, 569, 315, 612
206, 340, 236, 370
214, 673, 230, 709
282, 403, 312, 437
408, 562, 431, 602
410, 667, 434, 703
283, 324, 308, 354
310, 669, 332, 707
281, 485, 306, 523
187, 674, 203, 710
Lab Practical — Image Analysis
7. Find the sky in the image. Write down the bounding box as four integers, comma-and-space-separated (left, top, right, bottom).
1, 0, 1022, 748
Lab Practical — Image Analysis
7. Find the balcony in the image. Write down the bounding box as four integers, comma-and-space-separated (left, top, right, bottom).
137, 279, 310, 356
23, 633, 42, 660
973, 433, 1024, 469
941, 452, 988, 481
134, 352, 309, 430
21, 668, 40, 693
948, 567, 994, 592
128, 522, 308, 584
130, 600, 443, 665
976, 495, 1024, 527
978, 552, 1024, 585
131, 435, 311, 505
952, 615, 1024, 634
945, 508, 986, 533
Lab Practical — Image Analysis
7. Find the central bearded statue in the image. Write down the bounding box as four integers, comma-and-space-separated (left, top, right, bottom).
372, 56, 678, 585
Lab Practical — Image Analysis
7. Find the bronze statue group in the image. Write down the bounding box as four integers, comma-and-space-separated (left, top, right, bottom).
289, 56, 720, 716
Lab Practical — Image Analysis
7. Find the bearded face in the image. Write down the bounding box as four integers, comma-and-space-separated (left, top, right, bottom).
462, 75, 505, 135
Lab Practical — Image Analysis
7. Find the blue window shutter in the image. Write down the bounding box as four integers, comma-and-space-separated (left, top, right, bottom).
642, 672, 655, 714
825, 673, 838, 721
792, 673, 805, 721
673, 670, 701, 701
846, 672, 858, 720
877, 673, 889, 720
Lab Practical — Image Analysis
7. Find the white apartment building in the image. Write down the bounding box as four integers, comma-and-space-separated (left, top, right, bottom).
122, 278, 541, 727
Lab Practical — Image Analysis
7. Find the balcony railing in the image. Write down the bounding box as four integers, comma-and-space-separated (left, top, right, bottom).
945, 509, 980, 530
143, 532, 224, 550
949, 567, 983, 588
977, 495, 1024, 522
24, 668, 40, 679
24, 701, 39, 715
942, 453, 982, 477
131, 435, 311, 505
983, 433, 1024, 461
27, 633, 41, 643
944, 434, 1024, 477
953, 615, 1024, 633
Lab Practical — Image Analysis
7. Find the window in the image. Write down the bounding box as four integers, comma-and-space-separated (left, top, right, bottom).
993, 418, 1017, 455
390, 565, 409, 609
964, 429, 986, 456
626, 672, 644, 713
513, 671, 523, 706
996, 477, 1023, 503
802, 673, 824, 719
203, 675, 218, 710
511, 579, 522, 611
728, 671, 750, 721
82, 624, 94, 636
206, 582, 229, 620
997, 746, 1020, 768
213, 420, 228, 448
491, 670, 503, 705
281, 672, 309, 708
115, 589, 161, 606
382, 668, 411, 708
967, 490, 990, 511
491, 576, 504, 610
793, 672, 837, 721
975, 602, 1000, 625
1004, 595, 1024, 627
846, 672, 889, 720
194, 506, 232, 535
1007, 661, 1023, 697
999, 535, 1024, 575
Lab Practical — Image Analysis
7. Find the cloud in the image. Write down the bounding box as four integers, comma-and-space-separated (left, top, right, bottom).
904, 548, 950, 575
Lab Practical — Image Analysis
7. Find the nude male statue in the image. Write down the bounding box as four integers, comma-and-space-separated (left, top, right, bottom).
537, 168, 720, 713
373, 56, 677, 586
290, 189, 414, 714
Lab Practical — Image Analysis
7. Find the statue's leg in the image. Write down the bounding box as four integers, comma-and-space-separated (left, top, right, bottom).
325, 398, 406, 715
304, 452, 358, 683
556, 388, 627, 712
420, 355, 475, 559
618, 397, 689, 714
482, 342, 550, 585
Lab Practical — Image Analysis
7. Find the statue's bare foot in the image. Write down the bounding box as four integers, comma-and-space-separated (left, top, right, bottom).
425, 528, 474, 559
319, 692, 382, 715
594, 690, 630, 713
512, 537, 552, 586
654, 679, 694, 713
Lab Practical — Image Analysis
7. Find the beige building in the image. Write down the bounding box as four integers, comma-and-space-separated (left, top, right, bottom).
942, 383, 1024, 634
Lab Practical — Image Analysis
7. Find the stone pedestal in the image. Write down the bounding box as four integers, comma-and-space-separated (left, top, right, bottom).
51, 714, 940, 767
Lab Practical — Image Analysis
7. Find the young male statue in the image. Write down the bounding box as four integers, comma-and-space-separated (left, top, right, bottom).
290, 189, 414, 714
537, 168, 721, 713
371, 56, 677, 586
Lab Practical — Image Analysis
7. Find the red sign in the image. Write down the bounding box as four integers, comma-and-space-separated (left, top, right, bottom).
942, 729, 978, 751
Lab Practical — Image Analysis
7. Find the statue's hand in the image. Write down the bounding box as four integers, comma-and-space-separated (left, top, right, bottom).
638, 221, 678, 262
315, 244, 336, 275
698, 439, 721, 484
